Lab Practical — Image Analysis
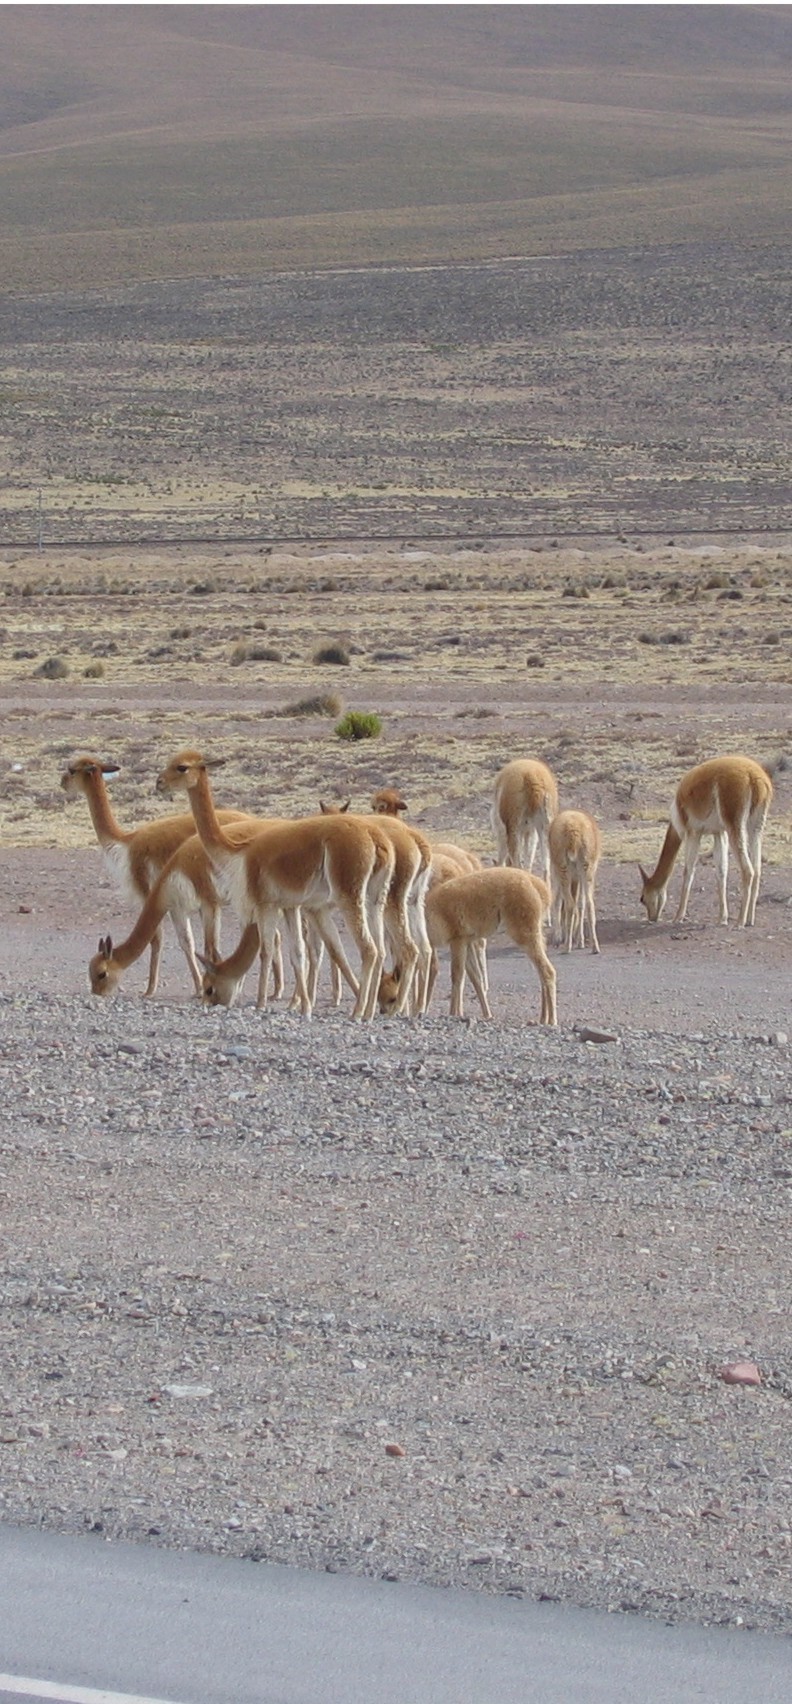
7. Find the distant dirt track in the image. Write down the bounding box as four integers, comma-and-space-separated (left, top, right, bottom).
6, 523, 792, 554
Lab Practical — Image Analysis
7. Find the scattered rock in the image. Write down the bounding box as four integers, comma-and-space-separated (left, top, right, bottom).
384, 1441, 405, 1458
575, 1026, 620, 1044
718, 1362, 762, 1388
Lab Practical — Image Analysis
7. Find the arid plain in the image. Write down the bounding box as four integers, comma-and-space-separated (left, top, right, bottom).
1, 1, 792, 1646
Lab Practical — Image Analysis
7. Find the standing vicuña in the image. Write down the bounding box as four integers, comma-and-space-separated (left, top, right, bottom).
639, 755, 772, 928
549, 809, 602, 954
89, 831, 283, 1001
381, 868, 557, 1026
492, 759, 559, 885
61, 754, 248, 995
319, 801, 432, 1014
157, 752, 395, 1019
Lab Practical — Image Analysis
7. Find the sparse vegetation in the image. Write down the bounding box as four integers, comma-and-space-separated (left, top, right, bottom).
83, 660, 105, 678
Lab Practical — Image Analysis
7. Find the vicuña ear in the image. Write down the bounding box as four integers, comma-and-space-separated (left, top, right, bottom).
637, 863, 650, 884
203, 756, 227, 771
196, 951, 216, 971
98, 935, 112, 957
319, 800, 330, 814
340, 798, 351, 813
392, 964, 402, 984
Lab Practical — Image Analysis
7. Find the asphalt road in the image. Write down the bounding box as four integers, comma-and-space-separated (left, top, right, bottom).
1, 1526, 790, 1704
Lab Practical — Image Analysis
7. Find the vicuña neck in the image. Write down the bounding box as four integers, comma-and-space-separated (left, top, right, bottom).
648, 823, 682, 890
187, 770, 235, 862
85, 776, 129, 847
217, 923, 261, 978
109, 884, 169, 969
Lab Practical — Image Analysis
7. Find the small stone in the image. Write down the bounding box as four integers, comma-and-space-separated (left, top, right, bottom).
771, 1031, 788, 1048
613, 1464, 633, 1481
163, 1383, 214, 1399
384, 1441, 405, 1458
718, 1362, 762, 1387
18, 904, 33, 915
575, 1026, 620, 1044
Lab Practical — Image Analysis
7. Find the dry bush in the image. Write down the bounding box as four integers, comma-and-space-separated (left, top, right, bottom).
275, 690, 344, 718
231, 640, 283, 665
83, 660, 105, 679
637, 630, 689, 646
34, 656, 69, 679
313, 642, 350, 666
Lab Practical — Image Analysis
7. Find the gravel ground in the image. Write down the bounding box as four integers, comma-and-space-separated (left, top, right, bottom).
1, 850, 791, 1636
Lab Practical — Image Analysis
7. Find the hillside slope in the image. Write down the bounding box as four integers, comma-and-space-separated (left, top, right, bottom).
0, 4, 790, 287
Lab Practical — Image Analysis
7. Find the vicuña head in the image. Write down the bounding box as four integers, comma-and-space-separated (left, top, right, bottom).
378, 964, 402, 1015
61, 754, 121, 797
199, 962, 240, 1007
156, 749, 226, 798
371, 787, 408, 816
89, 935, 121, 996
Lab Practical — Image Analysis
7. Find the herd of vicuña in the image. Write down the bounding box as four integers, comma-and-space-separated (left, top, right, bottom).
61, 750, 773, 1025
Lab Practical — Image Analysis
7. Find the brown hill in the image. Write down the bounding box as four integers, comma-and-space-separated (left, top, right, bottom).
0, 4, 790, 289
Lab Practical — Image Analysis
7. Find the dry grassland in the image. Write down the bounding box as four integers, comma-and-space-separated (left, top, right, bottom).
1, 542, 789, 881
2, 248, 791, 545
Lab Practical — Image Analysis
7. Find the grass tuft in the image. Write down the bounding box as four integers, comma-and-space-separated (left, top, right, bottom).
335, 709, 382, 741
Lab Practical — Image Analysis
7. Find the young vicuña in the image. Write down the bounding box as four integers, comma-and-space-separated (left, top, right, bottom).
549, 809, 602, 954
492, 758, 559, 885
380, 868, 557, 1025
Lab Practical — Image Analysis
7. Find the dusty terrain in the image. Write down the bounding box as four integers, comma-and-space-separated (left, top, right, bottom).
0, 540, 790, 1637
3, 248, 791, 543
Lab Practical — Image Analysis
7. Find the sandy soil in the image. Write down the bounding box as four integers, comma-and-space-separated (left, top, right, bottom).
0, 543, 790, 1638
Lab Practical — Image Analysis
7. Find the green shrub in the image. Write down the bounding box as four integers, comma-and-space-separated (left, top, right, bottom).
335, 710, 382, 742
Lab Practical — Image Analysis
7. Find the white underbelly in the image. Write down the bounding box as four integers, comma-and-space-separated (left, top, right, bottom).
101, 842, 140, 905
